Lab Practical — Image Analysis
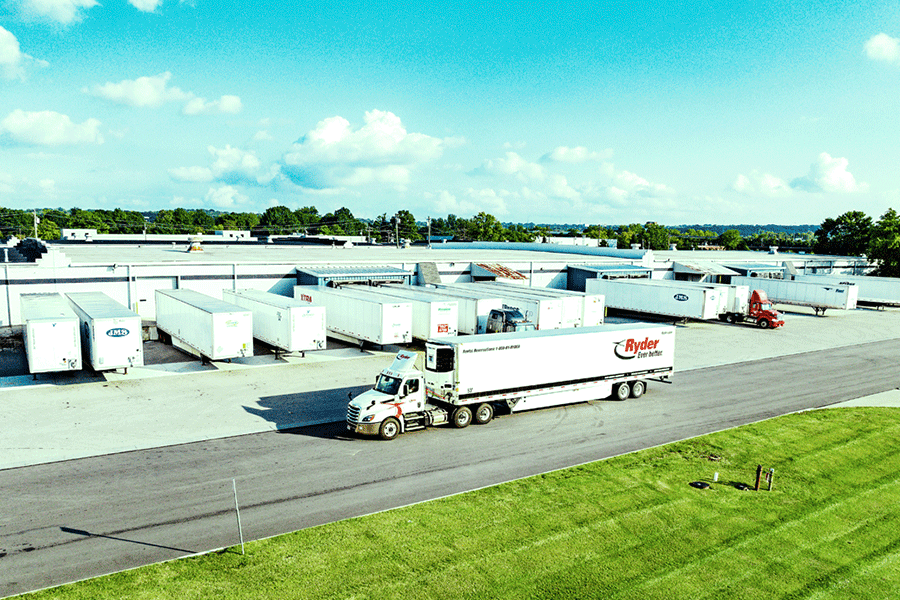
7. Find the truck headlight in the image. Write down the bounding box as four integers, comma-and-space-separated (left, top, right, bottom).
362, 415, 375, 422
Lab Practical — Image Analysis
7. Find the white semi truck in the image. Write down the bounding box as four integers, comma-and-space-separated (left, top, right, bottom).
347, 323, 675, 440
730, 276, 858, 315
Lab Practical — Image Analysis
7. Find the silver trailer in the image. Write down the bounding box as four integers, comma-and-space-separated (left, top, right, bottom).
66, 291, 144, 372
336, 285, 459, 340
793, 274, 900, 307
407, 285, 504, 334
155, 289, 253, 360
585, 278, 724, 320
730, 276, 858, 315
472, 281, 606, 327
20, 293, 82, 374
294, 286, 412, 346
223, 289, 326, 353
435, 283, 564, 330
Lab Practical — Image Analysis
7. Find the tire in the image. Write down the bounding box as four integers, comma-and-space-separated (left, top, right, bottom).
379, 417, 400, 441
473, 403, 494, 425
451, 406, 472, 428
725, 314, 736, 324
630, 380, 646, 398
717, 314, 727, 322
613, 382, 631, 401
757, 318, 770, 329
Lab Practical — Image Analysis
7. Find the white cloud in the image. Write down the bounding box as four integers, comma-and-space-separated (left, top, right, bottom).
791, 152, 868, 193
253, 130, 273, 141
128, 0, 163, 11
183, 95, 243, 115
1, 109, 103, 146
281, 110, 446, 189
541, 146, 612, 163
0, 26, 47, 80
732, 170, 791, 196
169, 145, 273, 186
86, 72, 190, 108
865, 33, 900, 64
205, 185, 248, 209
15, 0, 98, 24
476, 152, 545, 180
168, 166, 213, 183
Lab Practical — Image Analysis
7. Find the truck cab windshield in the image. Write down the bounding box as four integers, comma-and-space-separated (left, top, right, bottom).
374, 374, 401, 396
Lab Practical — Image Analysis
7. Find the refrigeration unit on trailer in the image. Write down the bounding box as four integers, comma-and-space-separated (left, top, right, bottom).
410, 285, 506, 334
294, 286, 412, 346
332, 285, 458, 340
223, 289, 326, 353
347, 323, 675, 440
475, 280, 605, 327
435, 283, 563, 330
20, 293, 82, 374
729, 276, 858, 315
585, 278, 724, 321
793, 274, 900, 307
155, 289, 253, 360
66, 291, 144, 372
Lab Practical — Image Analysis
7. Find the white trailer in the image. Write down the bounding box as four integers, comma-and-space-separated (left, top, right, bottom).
730, 276, 858, 315
409, 285, 505, 334
586, 278, 724, 320
66, 291, 144, 372
473, 281, 605, 327
435, 283, 563, 330
347, 323, 675, 439
793, 274, 900, 307
335, 285, 458, 340
294, 286, 412, 346
223, 289, 326, 353
20, 293, 82, 374
155, 289, 253, 360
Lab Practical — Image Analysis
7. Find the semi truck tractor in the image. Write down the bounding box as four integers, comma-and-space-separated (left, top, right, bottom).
347, 323, 675, 440
717, 288, 784, 329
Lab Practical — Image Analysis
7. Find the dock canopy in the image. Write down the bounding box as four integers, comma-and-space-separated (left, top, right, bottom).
296, 265, 413, 287
673, 261, 739, 281
567, 263, 652, 292
723, 263, 785, 277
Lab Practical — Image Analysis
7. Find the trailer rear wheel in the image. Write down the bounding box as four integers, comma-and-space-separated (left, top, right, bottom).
379, 417, 400, 441
757, 318, 770, 329
725, 313, 736, 324
613, 382, 631, 401
451, 406, 472, 428
630, 380, 645, 398
473, 403, 494, 425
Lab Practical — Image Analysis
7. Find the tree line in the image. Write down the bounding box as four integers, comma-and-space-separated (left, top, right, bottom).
1, 205, 896, 276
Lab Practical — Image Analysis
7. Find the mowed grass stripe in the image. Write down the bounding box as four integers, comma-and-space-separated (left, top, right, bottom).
26, 408, 900, 600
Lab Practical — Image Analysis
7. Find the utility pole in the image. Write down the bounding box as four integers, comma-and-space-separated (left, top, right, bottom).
427, 216, 432, 249
33, 209, 39, 239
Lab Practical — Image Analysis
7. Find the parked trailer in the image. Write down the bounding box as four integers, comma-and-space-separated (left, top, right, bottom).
793, 274, 900, 307
66, 291, 144, 372
294, 286, 412, 346
155, 289, 253, 360
333, 285, 458, 340
348, 323, 675, 440
410, 285, 505, 334
223, 289, 326, 353
730, 276, 858, 315
20, 293, 82, 374
585, 278, 724, 320
435, 283, 564, 330
473, 280, 605, 327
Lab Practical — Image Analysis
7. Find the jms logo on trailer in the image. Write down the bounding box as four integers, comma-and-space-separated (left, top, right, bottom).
106, 328, 130, 338
673, 293, 689, 302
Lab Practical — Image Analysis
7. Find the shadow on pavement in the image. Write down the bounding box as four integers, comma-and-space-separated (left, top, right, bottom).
245, 384, 370, 431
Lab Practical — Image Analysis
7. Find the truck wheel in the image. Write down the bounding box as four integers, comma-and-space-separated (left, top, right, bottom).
451, 406, 472, 428
379, 417, 401, 441
473, 403, 494, 425
613, 382, 631, 401
757, 318, 770, 329
725, 314, 736, 324
630, 380, 645, 398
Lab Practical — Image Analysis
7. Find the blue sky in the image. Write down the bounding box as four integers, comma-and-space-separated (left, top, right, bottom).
1, 0, 899, 225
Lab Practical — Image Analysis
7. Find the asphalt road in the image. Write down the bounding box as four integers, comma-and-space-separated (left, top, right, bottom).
2, 339, 899, 597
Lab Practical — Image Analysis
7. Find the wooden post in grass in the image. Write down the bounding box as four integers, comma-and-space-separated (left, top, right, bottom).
767, 468, 775, 491
754, 464, 762, 491
233, 479, 245, 555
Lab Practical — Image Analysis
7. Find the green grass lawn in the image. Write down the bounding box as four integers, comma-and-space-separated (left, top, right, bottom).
27, 408, 900, 600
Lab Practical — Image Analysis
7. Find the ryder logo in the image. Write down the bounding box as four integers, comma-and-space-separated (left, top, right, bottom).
615, 337, 663, 360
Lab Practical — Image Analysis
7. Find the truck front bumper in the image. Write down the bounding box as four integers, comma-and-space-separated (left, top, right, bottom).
348, 422, 380, 436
